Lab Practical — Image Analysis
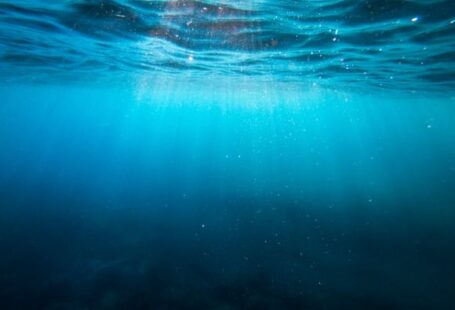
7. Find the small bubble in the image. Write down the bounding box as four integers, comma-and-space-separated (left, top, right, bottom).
411, 17, 419, 22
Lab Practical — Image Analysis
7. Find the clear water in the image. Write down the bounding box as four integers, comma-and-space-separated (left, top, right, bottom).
0, 1, 455, 309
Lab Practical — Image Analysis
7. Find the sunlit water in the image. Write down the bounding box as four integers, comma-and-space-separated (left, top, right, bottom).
1, 1, 455, 309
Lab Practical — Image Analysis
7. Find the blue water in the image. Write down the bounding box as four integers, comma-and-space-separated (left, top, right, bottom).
1, 1, 455, 309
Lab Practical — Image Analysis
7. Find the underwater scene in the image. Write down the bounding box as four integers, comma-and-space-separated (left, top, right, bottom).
1, 1, 455, 309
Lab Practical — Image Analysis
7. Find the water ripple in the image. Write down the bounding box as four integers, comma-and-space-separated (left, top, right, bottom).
0, 0, 454, 91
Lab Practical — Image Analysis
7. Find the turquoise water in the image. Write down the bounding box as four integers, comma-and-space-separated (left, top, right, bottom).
1, 1, 455, 309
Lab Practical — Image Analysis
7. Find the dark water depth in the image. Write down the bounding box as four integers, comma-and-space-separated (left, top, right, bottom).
1, 85, 455, 309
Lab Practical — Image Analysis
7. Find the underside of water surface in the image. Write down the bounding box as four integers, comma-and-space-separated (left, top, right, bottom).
1, 1, 455, 309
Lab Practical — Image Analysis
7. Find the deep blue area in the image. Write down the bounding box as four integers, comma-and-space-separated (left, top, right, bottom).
1, 1, 455, 309
1, 86, 455, 309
